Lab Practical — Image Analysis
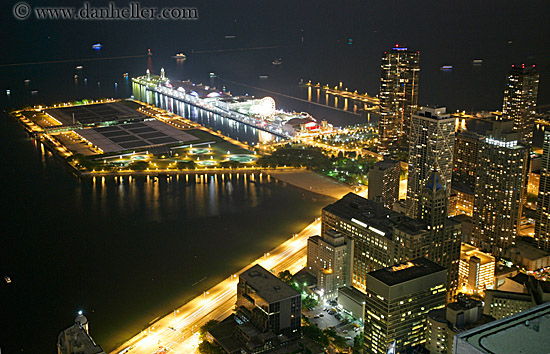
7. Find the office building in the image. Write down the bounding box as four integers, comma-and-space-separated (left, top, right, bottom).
363, 258, 447, 354
453, 302, 550, 354
378, 45, 420, 154
458, 244, 495, 294
502, 65, 539, 144
322, 193, 430, 292
368, 158, 401, 209
407, 107, 456, 219
535, 130, 550, 251
472, 120, 529, 256
419, 171, 462, 298
506, 239, 550, 271
236, 265, 301, 339
451, 131, 483, 216
483, 290, 534, 320
209, 265, 301, 353
452, 131, 483, 191
337, 286, 366, 321
484, 272, 550, 320
426, 298, 494, 354
57, 314, 105, 354
306, 230, 347, 298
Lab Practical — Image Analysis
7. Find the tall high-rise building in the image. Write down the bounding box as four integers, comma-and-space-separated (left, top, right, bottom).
535, 130, 550, 251
378, 45, 420, 154
368, 158, 401, 209
472, 120, 529, 256
502, 65, 539, 144
420, 171, 462, 298
453, 131, 484, 191
407, 106, 456, 219
306, 230, 347, 298
363, 258, 447, 354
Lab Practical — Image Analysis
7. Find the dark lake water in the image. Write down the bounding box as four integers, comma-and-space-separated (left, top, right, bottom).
0, 114, 334, 352
1, 2, 549, 351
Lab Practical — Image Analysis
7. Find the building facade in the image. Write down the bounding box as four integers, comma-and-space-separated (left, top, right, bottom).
535, 130, 550, 251
426, 298, 494, 354
306, 230, 347, 298
363, 258, 447, 354
452, 131, 483, 191
378, 46, 420, 154
236, 265, 302, 340
420, 171, 462, 298
322, 193, 430, 293
407, 107, 456, 219
368, 158, 401, 210
502, 65, 540, 145
472, 120, 529, 256
57, 314, 105, 354
458, 244, 495, 294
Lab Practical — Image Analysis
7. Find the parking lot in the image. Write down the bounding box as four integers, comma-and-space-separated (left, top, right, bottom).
303, 300, 363, 346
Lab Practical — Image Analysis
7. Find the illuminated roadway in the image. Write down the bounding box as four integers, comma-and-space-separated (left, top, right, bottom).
110, 218, 326, 354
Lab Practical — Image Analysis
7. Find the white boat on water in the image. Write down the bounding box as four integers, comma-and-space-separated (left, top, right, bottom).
5, 276, 11, 284
171, 53, 186, 60
272, 58, 283, 65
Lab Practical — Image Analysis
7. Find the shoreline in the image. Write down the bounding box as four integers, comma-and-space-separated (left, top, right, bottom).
109, 218, 321, 354
267, 169, 357, 199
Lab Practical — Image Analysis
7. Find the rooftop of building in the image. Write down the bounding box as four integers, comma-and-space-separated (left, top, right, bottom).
451, 182, 475, 195
428, 308, 447, 323
424, 171, 444, 192
57, 316, 105, 354
338, 285, 367, 304
414, 106, 451, 120
455, 302, 550, 353
240, 264, 299, 304
373, 158, 400, 170
509, 64, 539, 75
323, 193, 426, 240
451, 214, 473, 224
448, 297, 483, 312
460, 244, 495, 265
367, 258, 446, 287
485, 288, 531, 299
509, 239, 550, 261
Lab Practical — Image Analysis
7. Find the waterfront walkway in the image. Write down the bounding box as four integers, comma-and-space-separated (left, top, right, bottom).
267, 169, 356, 199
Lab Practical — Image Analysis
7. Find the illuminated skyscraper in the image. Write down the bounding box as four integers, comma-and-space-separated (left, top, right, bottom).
368, 158, 401, 210
407, 107, 456, 219
378, 45, 420, 154
534, 130, 550, 250
306, 230, 347, 298
502, 65, 539, 145
472, 120, 529, 256
419, 171, 462, 298
363, 258, 447, 354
